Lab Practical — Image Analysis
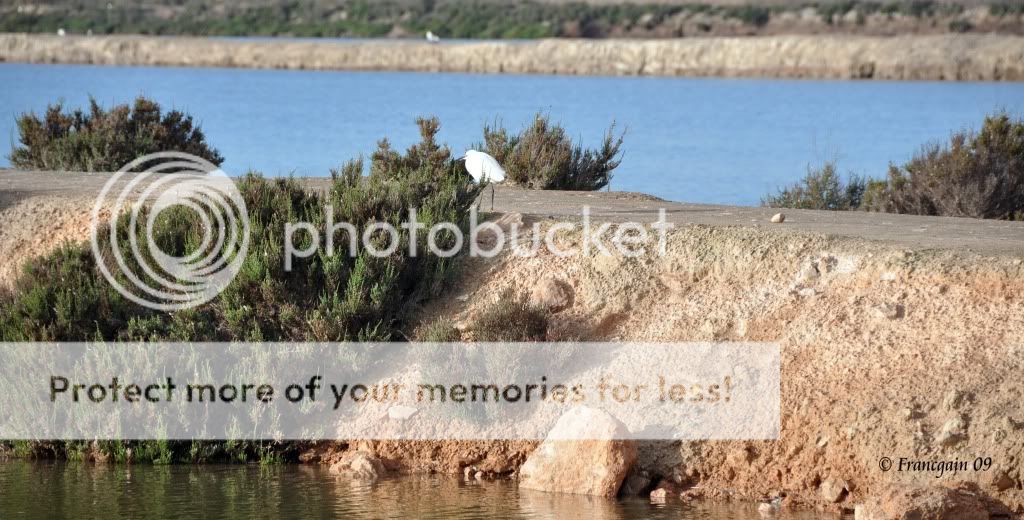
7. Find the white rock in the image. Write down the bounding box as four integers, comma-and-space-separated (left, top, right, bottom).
329, 451, 384, 482
388, 405, 418, 420
795, 261, 820, 284
873, 303, 902, 320
936, 415, 967, 446
770, 213, 785, 223
518, 407, 637, 497
649, 487, 669, 502
530, 277, 574, 313
820, 478, 849, 503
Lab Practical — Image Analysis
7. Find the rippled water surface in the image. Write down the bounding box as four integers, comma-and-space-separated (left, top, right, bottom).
0, 461, 829, 519
2, 63, 1023, 205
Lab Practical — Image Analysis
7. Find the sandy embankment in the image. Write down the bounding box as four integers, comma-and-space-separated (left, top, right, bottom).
2, 32, 1023, 81
2, 177, 1024, 514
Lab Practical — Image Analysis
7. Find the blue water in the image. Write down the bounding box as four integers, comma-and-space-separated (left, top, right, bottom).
2, 63, 1022, 205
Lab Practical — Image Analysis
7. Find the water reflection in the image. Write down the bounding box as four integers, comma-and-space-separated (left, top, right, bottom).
0, 461, 823, 519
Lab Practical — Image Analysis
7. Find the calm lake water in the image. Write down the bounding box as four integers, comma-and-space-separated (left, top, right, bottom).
1, 63, 1023, 205
0, 461, 827, 519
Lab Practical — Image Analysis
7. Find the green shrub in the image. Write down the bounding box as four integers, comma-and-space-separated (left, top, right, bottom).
0, 116, 481, 342
762, 162, 867, 211
9, 96, 223, 172
481, 113, 624, 191
867, 113, 1024, 220
765, 113, 1024, 221
725, 5, 771, 27
471, 288, 548, 342
991, 2, 1024, 17
948, 19, 972, 32
416, 317, 462, 342
0, 1, 996, 39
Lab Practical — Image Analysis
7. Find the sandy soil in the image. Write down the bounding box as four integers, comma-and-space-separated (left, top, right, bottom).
0, 193, 104, 289
2, 174, 1023, 514
417, 221, 1024, 514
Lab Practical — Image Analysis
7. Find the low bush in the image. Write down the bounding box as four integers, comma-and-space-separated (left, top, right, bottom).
765, 113, 1024, 221
481, 113, 624, 191
416, 317, 462, 342
0, 116, 483, 462
471, 288, 548, 342
762, 162, 867, 211
9, 96, 223, 172
725, 5, 771, 27
868, 113, 1024, 220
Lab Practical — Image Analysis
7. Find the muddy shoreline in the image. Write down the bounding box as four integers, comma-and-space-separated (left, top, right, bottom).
2, 33, 1023, 81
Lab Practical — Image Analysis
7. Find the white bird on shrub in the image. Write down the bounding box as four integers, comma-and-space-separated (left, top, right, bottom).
460, 149, 506, 210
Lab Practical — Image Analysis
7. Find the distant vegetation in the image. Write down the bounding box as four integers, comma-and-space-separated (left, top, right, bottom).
764, 113, 1024, 220
762, 162, 868, 211
481, 113, 624, 191
2, 0, 1020, 38
9, 97, 222, 172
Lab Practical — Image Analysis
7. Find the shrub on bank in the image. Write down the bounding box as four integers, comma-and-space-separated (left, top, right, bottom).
762, 162, 867, 211
481, 113, 624, 191
765, 113, 1024, 220
471, 288, 548, 342
8, 96, 223, 172
868, 113, 1024, 220
0, 116, 484, 462
0, 116, 480, 342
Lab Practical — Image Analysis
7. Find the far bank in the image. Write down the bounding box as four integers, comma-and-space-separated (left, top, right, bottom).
1, 33, 1022, 81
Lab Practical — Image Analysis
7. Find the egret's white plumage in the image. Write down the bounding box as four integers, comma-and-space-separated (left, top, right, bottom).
460, 149, 506, 210
462, 149, 506, 183
425, 31, 441, 43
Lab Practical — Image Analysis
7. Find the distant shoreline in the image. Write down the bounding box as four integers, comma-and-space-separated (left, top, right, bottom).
2, 33, 1022, 81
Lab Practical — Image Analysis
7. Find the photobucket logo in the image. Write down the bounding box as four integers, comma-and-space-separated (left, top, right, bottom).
90, 152, 250, 311
284, 206, 673, 270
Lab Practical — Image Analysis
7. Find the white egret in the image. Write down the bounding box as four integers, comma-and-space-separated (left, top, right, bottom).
460, 149, 506, 210
425, 31, 441, 43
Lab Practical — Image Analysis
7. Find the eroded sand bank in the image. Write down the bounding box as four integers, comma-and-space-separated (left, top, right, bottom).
2, 173, 1023, 514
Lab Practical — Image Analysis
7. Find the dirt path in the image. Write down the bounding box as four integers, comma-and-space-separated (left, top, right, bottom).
4, 169, 1023, 257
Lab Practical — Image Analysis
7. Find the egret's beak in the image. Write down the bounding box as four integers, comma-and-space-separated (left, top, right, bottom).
457, 155, 467, 161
